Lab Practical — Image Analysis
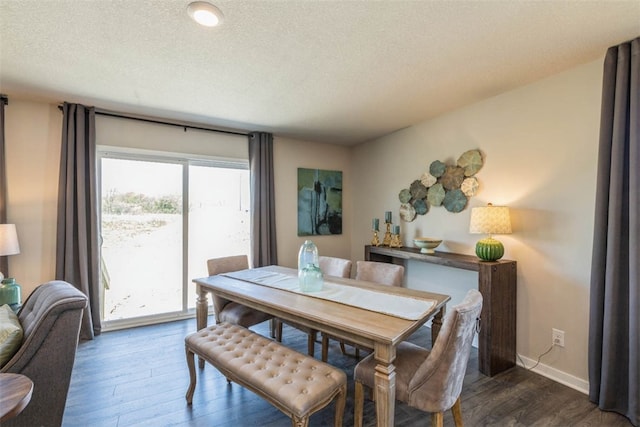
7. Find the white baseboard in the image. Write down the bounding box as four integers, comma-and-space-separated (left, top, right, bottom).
516, 353, 589, 395
102, 310, 196, 332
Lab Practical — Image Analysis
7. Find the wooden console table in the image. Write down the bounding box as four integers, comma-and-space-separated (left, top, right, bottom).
365, 245, 517, 376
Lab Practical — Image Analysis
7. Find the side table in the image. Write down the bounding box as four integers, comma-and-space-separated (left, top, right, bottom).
0, 373, 34, 422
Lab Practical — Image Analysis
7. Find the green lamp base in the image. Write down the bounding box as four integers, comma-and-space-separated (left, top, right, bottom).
475, 237, 505, 261
0, 277, 22, 313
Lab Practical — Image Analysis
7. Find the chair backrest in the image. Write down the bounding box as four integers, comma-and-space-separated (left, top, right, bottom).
1, 281, 88, 427
207, 255, 249, 276
319, 256, 352, 278
206, 255, 250, 323
407, 289, 483, 413
355, 261, 404, 286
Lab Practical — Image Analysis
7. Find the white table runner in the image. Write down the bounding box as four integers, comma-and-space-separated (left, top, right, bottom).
223, 267, 436, 321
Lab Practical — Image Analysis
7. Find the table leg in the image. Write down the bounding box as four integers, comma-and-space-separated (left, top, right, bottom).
196, 284, 209, 369
373, 344, 396, 427
431, 306, 445, 344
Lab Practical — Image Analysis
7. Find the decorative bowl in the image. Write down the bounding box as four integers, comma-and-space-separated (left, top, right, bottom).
413, 237, 442, 254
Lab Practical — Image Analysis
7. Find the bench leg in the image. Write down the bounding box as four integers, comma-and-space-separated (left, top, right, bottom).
185, 347, 197, 404
334, 384, 346, 427
292, 416, 309, 427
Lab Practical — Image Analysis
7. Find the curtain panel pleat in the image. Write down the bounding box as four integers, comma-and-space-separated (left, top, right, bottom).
589, 37, 639, 426
0, 96, 8, 276
248, 132, 277, 267
56, 102, 101, 339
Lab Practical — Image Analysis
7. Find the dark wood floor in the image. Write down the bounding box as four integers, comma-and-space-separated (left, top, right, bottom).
63, 318, 631, 426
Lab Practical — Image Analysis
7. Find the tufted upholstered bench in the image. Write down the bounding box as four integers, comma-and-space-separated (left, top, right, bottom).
185, 322, 346, 427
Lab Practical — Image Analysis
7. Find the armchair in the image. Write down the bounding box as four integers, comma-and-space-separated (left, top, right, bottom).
1, 281, 88, 427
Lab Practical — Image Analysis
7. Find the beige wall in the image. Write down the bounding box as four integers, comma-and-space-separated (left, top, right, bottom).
351, 58, 604, 390
96, 114, 247, 159
274, 137, 351, 269
4, 101, 61, 296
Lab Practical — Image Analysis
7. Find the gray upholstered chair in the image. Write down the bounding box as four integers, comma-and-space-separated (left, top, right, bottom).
354, 289, 483, 427
1, 280, 88, 427
276, 256, 353, 357
206, 255, 275, 337
321, 260, 404, 361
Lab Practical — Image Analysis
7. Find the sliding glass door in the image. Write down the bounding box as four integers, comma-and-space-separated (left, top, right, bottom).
99, 151, 249, 326
187, 163, 250, 308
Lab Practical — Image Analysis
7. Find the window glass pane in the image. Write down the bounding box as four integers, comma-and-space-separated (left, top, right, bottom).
187, 165, 250, 308
101, 157, 183, 320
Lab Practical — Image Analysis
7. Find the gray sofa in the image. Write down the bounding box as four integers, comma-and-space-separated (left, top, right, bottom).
1, 281, 88, 427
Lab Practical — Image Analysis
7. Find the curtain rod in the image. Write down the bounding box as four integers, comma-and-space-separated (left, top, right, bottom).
57, 104, 249, 137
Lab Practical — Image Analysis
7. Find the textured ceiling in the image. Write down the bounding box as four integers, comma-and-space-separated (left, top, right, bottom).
1, 1, 639, 145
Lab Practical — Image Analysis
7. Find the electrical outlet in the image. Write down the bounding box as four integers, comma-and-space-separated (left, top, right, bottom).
552, 328, 565, 347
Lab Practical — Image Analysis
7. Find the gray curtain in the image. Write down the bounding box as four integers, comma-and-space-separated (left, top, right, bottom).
248, 132, 277, 267
56, 102, 101, 339
589, 37, 639, 426
0, 95, 7, 276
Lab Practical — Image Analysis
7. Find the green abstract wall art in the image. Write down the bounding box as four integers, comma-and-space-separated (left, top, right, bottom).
298, 168, 342, 236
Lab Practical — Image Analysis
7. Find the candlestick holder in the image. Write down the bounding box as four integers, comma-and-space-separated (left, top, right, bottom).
382, 222, 392, 246
371, 230, 380, 246
389, 233, 402, 248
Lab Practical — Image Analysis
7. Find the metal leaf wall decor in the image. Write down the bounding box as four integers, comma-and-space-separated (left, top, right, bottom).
397, 149, 484, 221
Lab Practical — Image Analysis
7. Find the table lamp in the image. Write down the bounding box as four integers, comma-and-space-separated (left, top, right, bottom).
469, 203, 512, 261
0, 224, 22, 311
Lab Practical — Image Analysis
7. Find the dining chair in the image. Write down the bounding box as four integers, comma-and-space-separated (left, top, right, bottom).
353, 289, 483, 427
206, 255, 275, 338
354, 260, 404, 286
319, 256, 353, 278
275, 256, 353, 357
321, 261, 404, 361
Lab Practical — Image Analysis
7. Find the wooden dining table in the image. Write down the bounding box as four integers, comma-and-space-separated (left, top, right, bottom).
193, 265, 450, 427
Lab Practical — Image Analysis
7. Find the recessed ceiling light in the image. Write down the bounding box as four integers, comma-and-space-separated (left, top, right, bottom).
187, 1, 224, 27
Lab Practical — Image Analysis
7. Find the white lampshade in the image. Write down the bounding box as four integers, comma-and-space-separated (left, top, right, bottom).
0, 224, 20, 256
469, 204, 512, 235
